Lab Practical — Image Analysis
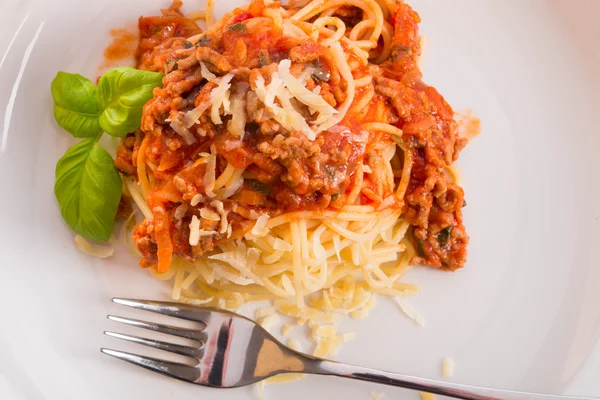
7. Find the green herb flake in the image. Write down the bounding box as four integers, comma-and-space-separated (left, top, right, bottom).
415, 240, 426, 257
259, 52, 269, 67
251, 180, 272, 195
198, 35, 211, 47
391, 46, 411, 62
228, 23, 245, 32
324, 165, 335, 180
184, 41, 194, 49
437, 226, 453, 247
331, 192, 339, 201
311, 69, 331, 83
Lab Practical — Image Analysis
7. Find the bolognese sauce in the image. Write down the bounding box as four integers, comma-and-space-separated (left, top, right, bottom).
114, 0, 471, 273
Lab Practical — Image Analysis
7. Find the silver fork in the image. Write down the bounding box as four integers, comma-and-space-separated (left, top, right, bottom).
102, 298, 594, 400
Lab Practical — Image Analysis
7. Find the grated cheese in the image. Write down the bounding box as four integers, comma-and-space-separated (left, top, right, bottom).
287, 338, 302, 352
278, 59, 337, 118
200, 62, 217, 81
252, 214, 271, 237
209, 74, 234, 125
204, 150, 217, 198
200, 207, 220, 221
255, 306, 276, 319
312, 325, 337, 340
189, 215, 200, 246
370, 392, 385, 400
254, 73, 315, 140
169, 119, 197, 145
395, 298, 425, 327
259, 313, 280, 331
227, 94, 247, 138
210, 200, 229, 233
255, 381, 265, 400
189, 215, 217, 246
173, 204, 188, 220
442, 357, 455, 379
342, 332, 356, 342
281, 324, 293, 336
190, 194, 203, 207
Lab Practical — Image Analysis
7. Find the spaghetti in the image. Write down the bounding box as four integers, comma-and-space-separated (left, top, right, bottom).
115, 0, 473, 346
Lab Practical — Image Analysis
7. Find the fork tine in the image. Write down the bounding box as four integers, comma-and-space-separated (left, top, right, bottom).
104, 331, 203, 359
112, 298, 211, 324
101, 348, 200, 383
107, 315, 205, 342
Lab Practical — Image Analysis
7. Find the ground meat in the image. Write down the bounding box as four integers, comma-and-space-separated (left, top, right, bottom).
116, 196, 132, 220
114, 134, 138, 176
254, 130, 359, 200
172, 162, 207, 200
177, 46, 233, 73
133, 220, 158, 264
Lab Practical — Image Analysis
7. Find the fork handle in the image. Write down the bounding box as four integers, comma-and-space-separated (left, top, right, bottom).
306, 360, 594, 400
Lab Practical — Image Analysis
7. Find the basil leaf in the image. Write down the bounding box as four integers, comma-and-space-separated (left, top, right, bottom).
51, 72, 101, 138
259, 51, 269, 67
97, 67, 163, 137
54, 138, 122, 242
228, 23, 245, 32
324, 165, 335, 180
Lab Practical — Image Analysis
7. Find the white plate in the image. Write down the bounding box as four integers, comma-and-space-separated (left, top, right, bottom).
1, 0, 599, 399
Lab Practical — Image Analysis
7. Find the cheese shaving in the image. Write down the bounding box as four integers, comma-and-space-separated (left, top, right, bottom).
190, 194, 203, 207
278, 59, 337, 117
210, 74, 234, 125
254, 72, 315, 140
210, 200, 229, 233
281, 324, 293, 336
200, 207, 220, 221
395, 298, 425, 327
169, 119, 197, 145
189, 215, 200, 246
259, 313, 280, 331
174, 204, 188, 220
200, 62, 217, 81
370, 392, 386, 400
204, 146, 217, 198
252, 214, 271, 237
227, 94, 247, 138
442, 357, 455, 379
189, 215, 217, 246
287, 338, 302, 352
